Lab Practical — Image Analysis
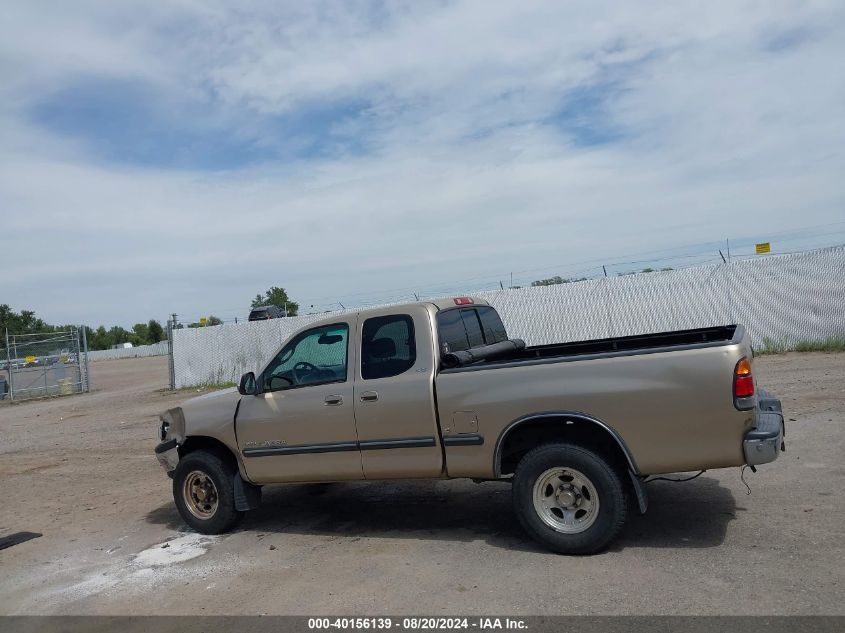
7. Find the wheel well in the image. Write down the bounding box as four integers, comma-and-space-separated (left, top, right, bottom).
497, 416, 635, 477
179, 436, 239, 471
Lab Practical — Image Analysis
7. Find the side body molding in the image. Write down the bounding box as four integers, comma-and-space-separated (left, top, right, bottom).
493, 411, 641, 478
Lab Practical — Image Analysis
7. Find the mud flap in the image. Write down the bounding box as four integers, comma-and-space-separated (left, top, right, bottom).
234, 473, 262, 511
629, 470, 648, 514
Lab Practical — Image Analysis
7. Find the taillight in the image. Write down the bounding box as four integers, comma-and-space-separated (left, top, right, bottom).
734, 357, 755, 406
453, 297, 474, 305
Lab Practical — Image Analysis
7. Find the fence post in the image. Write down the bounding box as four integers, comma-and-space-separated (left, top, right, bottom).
81, 325, 91, 392
4, 329, 13, 402
167, 315, 176, 390
43, 355, 49, 397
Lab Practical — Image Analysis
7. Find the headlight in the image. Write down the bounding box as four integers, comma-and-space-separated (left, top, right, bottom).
158, 407, 185, 442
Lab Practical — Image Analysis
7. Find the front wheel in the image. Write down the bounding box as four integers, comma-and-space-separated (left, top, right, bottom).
513, 443, 627, 554
173, 450, 244, 534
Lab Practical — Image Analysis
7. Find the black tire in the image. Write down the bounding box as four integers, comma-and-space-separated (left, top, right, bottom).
513, 443, 627, 555
172, 450, 244, 534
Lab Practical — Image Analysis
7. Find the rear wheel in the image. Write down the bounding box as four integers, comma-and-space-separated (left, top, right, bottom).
173, 450, 244, 534
513, 443, 627, 554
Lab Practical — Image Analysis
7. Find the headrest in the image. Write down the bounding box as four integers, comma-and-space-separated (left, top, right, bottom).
367, 337, 396, 360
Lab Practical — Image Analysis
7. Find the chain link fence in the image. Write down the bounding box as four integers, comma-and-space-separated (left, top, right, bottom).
2, 328, 90, 401
170, 245, 845, 389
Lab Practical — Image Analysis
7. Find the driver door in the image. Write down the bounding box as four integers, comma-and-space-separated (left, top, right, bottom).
236, 318, 363, 484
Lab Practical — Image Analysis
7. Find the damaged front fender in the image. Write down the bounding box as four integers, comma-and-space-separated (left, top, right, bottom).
156, 407, 185, 476
155, 438, 180, 475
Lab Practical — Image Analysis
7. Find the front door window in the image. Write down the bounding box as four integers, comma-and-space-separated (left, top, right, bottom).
262, 323, 349, 392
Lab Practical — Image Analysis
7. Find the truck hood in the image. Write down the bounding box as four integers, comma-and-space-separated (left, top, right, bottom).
178, 387, 242, 440
182, 386, 239, 406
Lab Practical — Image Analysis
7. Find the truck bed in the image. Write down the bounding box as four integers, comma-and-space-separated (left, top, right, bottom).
442, 325, 741, 371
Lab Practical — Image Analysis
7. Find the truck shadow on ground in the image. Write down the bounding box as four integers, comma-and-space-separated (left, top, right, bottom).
147, 476, 739, 553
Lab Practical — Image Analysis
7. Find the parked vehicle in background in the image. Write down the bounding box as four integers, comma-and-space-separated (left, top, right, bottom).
156, 297, 785, 554
248, 305, 285, 321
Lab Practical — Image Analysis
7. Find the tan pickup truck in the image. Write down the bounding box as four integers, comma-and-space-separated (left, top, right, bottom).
156, 297, 785, 554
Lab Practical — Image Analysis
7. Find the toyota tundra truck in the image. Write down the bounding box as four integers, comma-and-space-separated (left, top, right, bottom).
155, 297, 785, 554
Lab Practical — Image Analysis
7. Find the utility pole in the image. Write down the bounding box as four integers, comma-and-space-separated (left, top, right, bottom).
602, 265, 608, 277
726, 239, 731, 263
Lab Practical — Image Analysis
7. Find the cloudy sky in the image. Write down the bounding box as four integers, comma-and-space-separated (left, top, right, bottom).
1, 1, 844, 326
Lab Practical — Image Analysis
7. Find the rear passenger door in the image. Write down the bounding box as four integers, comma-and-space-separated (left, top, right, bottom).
353, 307, 444, 479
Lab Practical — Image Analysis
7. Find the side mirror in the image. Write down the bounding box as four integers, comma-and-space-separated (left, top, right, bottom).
238, 372, 257, 395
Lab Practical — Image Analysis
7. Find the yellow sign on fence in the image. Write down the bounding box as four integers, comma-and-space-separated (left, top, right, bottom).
24, 355, 36, 364
755, 242, 771, 254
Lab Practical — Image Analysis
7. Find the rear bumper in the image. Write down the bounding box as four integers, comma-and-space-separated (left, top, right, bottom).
743, 390, 785, 466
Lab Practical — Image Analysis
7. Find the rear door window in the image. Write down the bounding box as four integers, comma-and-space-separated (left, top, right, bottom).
361, 314, 417, 380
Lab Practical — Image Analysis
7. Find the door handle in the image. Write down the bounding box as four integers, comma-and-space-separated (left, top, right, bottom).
359, 391, 379, 402
324, 395, 343, 406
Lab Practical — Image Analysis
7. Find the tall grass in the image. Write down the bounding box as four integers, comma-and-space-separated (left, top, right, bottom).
757, 335, 845, 355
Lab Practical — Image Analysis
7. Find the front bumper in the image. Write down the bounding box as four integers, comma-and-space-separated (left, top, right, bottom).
155, 439, 180, 474
743, 390, 785, 466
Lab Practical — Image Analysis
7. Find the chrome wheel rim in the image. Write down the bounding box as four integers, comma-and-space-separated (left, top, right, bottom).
532, 467, 599, 533
183, 470, 218, 519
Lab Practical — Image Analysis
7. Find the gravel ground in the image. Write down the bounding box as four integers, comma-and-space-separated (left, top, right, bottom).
0, 353, 842, 615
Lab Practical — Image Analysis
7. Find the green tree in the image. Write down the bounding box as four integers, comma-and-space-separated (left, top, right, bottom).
0, 305, 170, 351
132, 323, 150, 344
531, 276, 587, 287
251, 287, 298, 316
0, 304, 54, 334
147, 319, 165, 343
91, 326, 109, 350
107, 326, 132, 347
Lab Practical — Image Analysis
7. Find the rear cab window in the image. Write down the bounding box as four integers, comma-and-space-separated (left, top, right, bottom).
436, 306, 508, 355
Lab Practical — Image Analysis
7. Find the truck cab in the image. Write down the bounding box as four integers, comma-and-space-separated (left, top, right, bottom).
236, 303, 445, 483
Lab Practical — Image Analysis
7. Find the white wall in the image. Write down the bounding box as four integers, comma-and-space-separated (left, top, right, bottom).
87, 340, 169, 361
172, 246, 845, 388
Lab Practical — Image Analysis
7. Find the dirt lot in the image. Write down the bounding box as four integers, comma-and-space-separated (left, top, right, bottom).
0, 353, 843, 615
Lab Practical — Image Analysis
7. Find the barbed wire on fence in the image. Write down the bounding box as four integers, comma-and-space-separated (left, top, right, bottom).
170, 222, 845, 323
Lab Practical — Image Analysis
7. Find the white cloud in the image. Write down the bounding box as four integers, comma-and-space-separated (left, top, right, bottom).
0, 0, 843, 325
